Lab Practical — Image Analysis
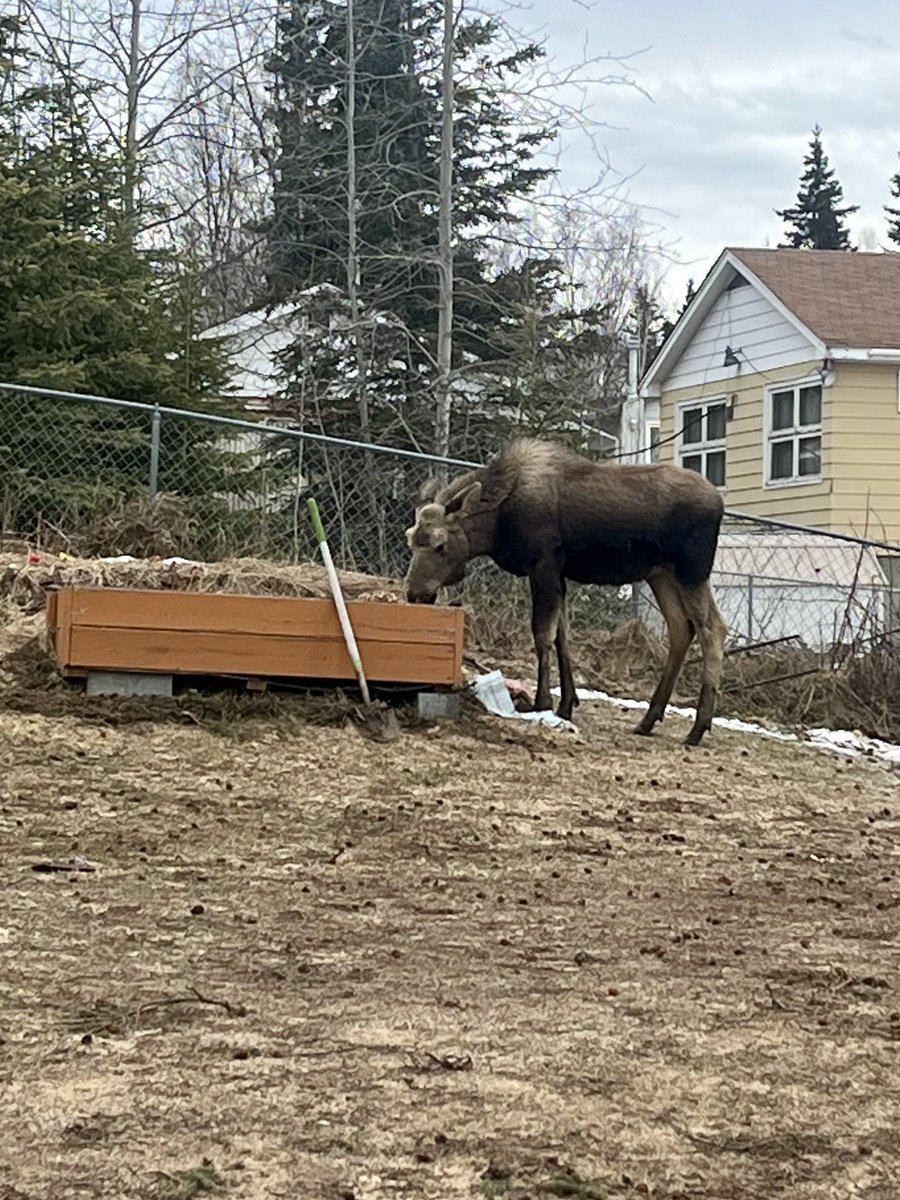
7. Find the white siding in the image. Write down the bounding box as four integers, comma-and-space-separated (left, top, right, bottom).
637, 576, 885, 651
635, 533, 889, 651
666, 282, 818, 392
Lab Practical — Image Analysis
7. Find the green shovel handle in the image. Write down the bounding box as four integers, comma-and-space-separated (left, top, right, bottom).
307, 497, 327, 545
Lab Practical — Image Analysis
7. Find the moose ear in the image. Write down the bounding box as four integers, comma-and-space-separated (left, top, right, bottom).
405, 525, 416, 548
417, 477, 442, 506
445, 480, 482, 518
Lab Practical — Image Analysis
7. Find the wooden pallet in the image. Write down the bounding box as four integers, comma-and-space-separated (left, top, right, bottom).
46, 587, 464, 687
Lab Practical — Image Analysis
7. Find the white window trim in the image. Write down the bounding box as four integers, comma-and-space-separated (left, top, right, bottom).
763, 375, 823, 489
676, 396, 727, 488
647, 420, 661, 463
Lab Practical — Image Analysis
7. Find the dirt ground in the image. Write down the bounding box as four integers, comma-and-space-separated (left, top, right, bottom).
1, 656, 899, 1200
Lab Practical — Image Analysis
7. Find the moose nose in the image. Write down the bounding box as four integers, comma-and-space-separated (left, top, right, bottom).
407, 589, 437, 605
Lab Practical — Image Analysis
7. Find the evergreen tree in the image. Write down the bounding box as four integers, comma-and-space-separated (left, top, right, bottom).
261, 0, 555, 447
777, 125, 858, 250
259, 2, 658, 570
0, 20, 248, 548
884, 155, 900, 247
458, 256, 612, 454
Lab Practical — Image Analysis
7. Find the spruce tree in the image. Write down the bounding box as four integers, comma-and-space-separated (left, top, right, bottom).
777, 125, 858, 250
885, 155, 900, 247
261, 0, 555, 444
0, 20, 247, 549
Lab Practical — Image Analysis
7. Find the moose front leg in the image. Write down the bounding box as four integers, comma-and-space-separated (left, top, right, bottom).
555, 582, 578, 721
529, 566, 563, 713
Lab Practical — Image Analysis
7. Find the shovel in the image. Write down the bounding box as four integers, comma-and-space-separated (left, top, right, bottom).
307, 498, 399, 741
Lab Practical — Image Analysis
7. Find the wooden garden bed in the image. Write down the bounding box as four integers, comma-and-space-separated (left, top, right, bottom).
46, 586, 464, 687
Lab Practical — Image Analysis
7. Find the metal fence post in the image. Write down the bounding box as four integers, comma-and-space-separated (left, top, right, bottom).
149, 405, 161, 498
747, 573, 754, 642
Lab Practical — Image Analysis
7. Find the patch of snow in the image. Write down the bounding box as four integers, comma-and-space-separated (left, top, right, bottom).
554, 686, 900, 765
806, 727, 900, 764
558, 687, 797, 742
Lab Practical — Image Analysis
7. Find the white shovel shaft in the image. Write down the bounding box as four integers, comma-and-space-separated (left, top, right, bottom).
318, 539, 371, 705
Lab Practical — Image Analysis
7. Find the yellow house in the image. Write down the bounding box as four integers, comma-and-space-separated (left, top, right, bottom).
641, 247, 900, 543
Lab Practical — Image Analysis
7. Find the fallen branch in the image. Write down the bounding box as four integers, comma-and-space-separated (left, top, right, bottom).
684, 634, 801, 669
722, 666, 822, 694
135, 987, 247, 1019
406, 1050, 473, 1072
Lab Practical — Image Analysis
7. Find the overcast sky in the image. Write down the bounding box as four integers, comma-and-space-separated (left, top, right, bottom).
515, 0, 900, 303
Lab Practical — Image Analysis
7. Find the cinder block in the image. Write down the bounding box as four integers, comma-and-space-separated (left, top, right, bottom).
86, 670, 173, 698
416, 690, 461, 720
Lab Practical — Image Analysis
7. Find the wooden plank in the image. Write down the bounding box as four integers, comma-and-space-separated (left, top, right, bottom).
63, 588, 460, 645
49, 585, 465, 686
67, 626, 460, 686
44, 591, 58, 662
54, 588, 74, 668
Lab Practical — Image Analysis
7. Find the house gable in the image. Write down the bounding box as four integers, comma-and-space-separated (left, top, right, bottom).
642, 250, 824, 397
665, 277, 822, 393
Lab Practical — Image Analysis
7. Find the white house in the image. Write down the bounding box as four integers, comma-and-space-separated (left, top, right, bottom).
199, 304, 308, 413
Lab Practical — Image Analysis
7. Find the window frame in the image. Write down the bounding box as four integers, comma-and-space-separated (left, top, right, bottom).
648, 421, 661, 463
764, 376, 823, 488
676, 396, 727, 488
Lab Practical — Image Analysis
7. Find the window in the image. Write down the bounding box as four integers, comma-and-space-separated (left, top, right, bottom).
648, 422, 661, 463
766, 381, 822, 484
678, 399, 726, 487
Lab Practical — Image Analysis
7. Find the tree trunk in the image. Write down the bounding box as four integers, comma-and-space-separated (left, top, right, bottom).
433, 0, 454, 464
123, 0, 141, 244
345, 0, 370, 442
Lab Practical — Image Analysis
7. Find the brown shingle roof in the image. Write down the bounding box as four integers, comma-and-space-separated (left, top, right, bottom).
728, 247, 900, 350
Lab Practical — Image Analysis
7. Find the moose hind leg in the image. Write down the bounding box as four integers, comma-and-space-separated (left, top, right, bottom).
682, 581, 727, 746
529, 568, 562, 713
634, 571, 694, 737
555, 586, 578, 721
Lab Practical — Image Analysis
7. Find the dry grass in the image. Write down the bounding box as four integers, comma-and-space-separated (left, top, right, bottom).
0, 695, 898, 1200
573, 622, 900, 745
0, 549, 401, 624
0, 552, 899, 1198
78, 494, 200, 560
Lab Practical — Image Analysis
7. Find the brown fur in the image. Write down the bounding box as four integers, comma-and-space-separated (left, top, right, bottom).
405, 439, 728, 745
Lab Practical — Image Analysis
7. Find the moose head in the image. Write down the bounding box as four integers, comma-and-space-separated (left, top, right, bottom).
405, 477, 483, 603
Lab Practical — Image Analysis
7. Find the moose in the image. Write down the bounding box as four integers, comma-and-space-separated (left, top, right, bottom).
405, 438, 728, 746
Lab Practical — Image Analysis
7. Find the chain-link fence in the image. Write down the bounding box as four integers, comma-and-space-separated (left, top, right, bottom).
1, 381, 899, 656
0, 381, 455, 571
637, 524, 899, 653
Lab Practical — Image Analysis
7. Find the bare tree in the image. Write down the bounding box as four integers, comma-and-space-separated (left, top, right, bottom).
18, 0, 274, 245
13, 0, 678, 461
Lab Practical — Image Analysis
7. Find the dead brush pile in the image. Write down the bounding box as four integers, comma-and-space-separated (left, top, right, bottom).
687, 638, 900, 742
718, 643, 900, 743
77, 494, 198, 559
0, 550, 402, 624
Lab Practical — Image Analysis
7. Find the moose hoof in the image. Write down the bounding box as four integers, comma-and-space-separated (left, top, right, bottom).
633, 717, 657, 737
